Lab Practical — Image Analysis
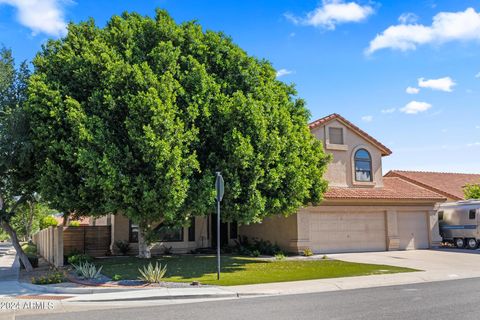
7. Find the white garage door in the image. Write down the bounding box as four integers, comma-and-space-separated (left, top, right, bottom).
398, 211, 429, 250
309, 211, 387, 253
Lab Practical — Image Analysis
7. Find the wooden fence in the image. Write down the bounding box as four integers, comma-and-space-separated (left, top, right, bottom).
63, 226, 111, 257
33, 226, 111, 267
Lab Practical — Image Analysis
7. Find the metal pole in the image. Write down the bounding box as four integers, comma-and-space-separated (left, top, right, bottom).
217, 200, 221, 280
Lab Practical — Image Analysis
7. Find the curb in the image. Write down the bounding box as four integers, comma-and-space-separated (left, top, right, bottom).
18, 282, 147, 294
71, 292, 240, 302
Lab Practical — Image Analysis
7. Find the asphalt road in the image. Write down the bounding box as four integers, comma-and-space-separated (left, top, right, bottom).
17, 277, 480, 320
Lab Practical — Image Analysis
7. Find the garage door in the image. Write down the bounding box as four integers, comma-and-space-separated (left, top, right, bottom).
308, 211, 387, 253
398, 211, 429, 250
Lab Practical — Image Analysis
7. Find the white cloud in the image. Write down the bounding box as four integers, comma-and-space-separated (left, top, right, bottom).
361, 115, 373, 122
285, 0, 374, 30
381, 108, 396, 114
467, 142, 480, 147
400, 101, 432, 114
276, 69, 293, 78
366, 8, 480, 54
418, 77, 456, 92
398, 12, 418, 24
0, 0, 67, 36
406, 86, 420, 94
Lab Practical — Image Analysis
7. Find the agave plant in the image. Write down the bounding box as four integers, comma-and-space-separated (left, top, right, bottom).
72, 261, 103, 279
138, 262, 167, 283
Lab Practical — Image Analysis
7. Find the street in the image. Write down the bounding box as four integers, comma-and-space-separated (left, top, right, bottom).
16, 277, 480, 320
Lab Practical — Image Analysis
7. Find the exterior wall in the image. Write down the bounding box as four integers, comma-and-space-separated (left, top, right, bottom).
239, 214, 299, 253
310, 119, 384, 188
240, 202, 441, 254
110, 213, 210, 255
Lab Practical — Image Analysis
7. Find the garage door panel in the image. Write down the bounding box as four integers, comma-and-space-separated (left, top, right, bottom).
398, 211, 429, 250
309, 211, 387, 253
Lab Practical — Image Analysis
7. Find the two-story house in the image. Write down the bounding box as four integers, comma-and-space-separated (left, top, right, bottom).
239, 113, 446, 253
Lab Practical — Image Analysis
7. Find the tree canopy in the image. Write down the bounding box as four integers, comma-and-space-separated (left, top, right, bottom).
26, 10, 330, 256
464, 183, 480, 200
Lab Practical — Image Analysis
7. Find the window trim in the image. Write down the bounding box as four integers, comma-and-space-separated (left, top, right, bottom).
353, 147, 374, 184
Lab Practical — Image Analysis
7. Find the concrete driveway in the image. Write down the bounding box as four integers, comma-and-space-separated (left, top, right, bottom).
328, 248, 480, 281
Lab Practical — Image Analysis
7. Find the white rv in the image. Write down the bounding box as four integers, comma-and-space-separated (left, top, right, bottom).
438, 200, 480, 249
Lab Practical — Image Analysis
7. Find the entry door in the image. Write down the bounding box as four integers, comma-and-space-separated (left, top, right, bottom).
211, 214, 229, 248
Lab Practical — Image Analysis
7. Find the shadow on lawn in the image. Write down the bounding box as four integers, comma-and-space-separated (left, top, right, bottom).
98, 255, 267, 280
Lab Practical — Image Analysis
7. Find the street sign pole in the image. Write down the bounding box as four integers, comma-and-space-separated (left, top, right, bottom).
215, 172, 224, 281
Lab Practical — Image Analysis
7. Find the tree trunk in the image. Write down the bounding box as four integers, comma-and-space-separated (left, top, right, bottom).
62, 212, 71, 226
25, 200, 35, 242
0, 219, 33, 272
137, 224, 152, 259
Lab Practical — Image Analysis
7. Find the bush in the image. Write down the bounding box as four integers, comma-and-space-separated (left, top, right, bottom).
114, 240, 130, 255
21, 243, 37, 255
39, 216, 58, 230
303, 248, 313, 257
251, 249, 260, 257
31, 272, 65, 285
233, 236, 282, 256
67, 253, 93, 265
68, 221, 80, 227
274, 252, 286, 260
138, 262, 167, 283
20, 254, 39, 269
112, 274, 122, 281
72, 261, 103, 279
162, 245, 173, 255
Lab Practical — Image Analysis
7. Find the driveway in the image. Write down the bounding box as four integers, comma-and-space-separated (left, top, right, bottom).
328, 248, 480, 280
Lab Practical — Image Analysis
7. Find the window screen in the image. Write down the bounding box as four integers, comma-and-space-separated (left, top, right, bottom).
329, 127, 344, 145
469, 209, 476, 220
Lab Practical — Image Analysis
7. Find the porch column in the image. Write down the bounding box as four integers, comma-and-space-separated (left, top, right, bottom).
386, 209, 400, 250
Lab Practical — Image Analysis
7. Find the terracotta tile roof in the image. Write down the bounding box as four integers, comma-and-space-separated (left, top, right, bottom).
324, 177, 446, 201
308, 113, 392, 156
385, 170, 480, 200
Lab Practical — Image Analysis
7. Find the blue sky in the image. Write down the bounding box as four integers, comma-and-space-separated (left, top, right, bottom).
0, 0, 479, 173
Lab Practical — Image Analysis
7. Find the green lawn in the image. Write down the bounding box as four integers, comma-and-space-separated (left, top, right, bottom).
96, 255, 418, 286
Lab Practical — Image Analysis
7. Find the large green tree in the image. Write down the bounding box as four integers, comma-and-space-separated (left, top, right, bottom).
27, 10, 330, 258
0, 47, 35, 270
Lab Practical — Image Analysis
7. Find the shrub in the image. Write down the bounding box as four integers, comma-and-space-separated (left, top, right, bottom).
251, 249, 260, 257
67, 254, 93, 265
234, 236, 282, 256
68, 221, 81, 227
31, 272, 65, 285
322, 255, 328, 260
72, 261, 103, 279
112, 274, 122, 281
39, 216, 58, 230
21, 243, 37, 255
162, 245, 173, 255
274, 252, 286, 260
303, 248, 313, 257
114, 240, 130, 255
20, 255, 38, 269
138, 262, 167, 283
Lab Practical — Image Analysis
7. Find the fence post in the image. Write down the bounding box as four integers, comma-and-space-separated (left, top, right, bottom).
53, 227, 64, 267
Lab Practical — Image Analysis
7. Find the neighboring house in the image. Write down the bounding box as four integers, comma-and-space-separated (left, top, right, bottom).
240, 114, 447, 253
385, 171, 480, 201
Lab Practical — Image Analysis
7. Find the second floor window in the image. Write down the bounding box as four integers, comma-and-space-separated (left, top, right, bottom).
354, 149, 372, 182
329, 127, 344, 145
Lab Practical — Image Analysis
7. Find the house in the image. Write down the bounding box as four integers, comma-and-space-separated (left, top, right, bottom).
385, 171, 480, 201
95, 113, 452, 255
239, 113, 447, 253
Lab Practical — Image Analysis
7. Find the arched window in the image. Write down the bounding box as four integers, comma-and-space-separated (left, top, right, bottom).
354, 149, 372, 182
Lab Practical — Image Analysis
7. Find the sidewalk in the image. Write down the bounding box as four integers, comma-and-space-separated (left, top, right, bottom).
0, 242, 37, 297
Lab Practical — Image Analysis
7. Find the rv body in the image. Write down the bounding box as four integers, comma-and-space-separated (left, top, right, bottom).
438, 200, 480, 249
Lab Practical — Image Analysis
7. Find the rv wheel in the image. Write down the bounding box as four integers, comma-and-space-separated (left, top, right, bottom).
455, 238, 465, 248
467, 238, 478, 249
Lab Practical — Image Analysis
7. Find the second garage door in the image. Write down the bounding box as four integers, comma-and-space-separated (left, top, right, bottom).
398, 211, 429, 249
308, 211, 387, 253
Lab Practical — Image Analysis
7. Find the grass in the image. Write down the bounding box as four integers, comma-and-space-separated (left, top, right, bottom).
96, 255, 418, 286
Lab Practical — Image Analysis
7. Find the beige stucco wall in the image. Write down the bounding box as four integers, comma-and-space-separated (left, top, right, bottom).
240, 202, 442, 254
310, 119, 384, 188
239, 214, 299, 253
108, 213, 210, 255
